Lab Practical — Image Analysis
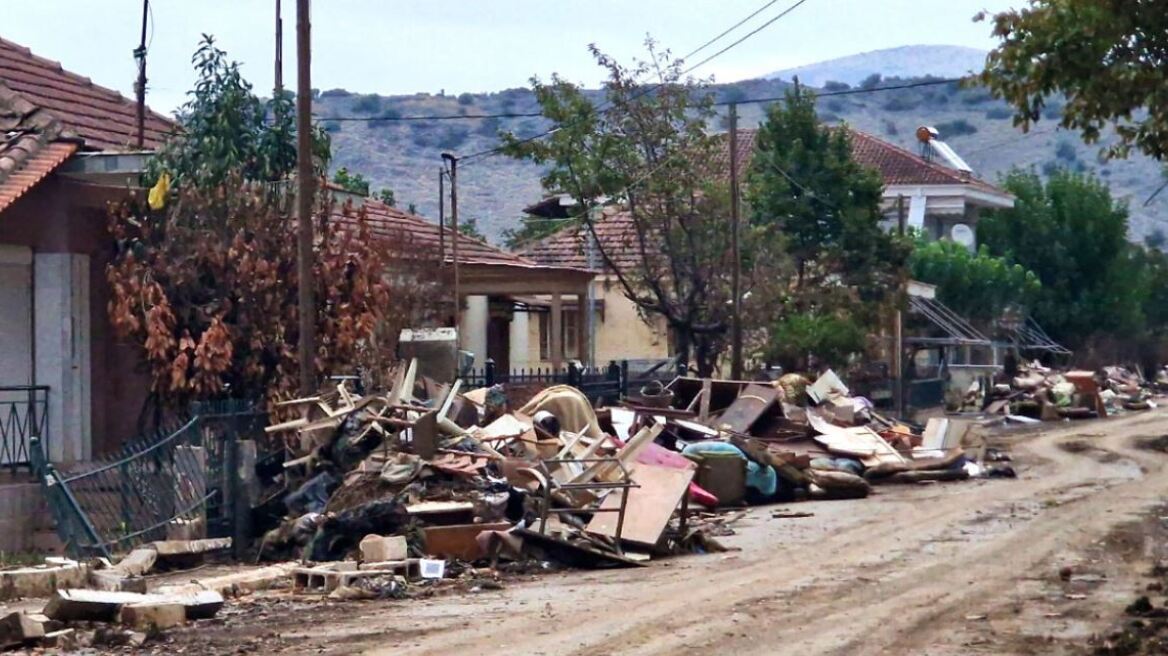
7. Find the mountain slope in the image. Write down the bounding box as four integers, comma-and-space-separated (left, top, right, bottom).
766, 45, 988, 87
318, 49, 1167, 246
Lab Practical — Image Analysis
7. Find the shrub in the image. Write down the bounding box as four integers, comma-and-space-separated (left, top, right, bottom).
883, 119, 898, 136
822, 80, 850, 92
882, 95, 920, 112
320, 88, 352, 98
322, 119, 341, 133
824, 99, 844, 113
935, 119, 978, 137
985, 106, 1013, 120
859, 73, 882, 90
351, 95, 382, 114
457, 92, 476, 106
1055, 140, 1078, 161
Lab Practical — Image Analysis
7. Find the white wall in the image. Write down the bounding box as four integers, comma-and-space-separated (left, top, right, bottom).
509, 311, 530, 368
34, 253, 91, 464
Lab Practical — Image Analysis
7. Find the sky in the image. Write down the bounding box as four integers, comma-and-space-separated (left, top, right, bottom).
6, 0, 1018, 114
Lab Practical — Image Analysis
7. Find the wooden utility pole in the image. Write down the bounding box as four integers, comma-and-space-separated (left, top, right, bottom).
296, 0, 316, 394
438, 168, 446, 267
442, 153, 460, 346
274, 0, 283, 93
134, 0, 149, 148
729, 103, 743, 379
894, 195, 906, 417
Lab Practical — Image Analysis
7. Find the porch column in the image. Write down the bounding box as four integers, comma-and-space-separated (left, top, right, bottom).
509, 312, 530, 368
458, 295, 489, 368
550, 293, 563, 369
575, 293, 587, 366
34, 253, 91, 464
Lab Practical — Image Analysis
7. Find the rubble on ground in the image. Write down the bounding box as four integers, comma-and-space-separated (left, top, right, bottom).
968, 361, 1157, 421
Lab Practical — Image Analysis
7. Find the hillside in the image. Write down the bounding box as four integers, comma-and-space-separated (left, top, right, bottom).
317, 54, 1168, 245
767, 45, 988, 87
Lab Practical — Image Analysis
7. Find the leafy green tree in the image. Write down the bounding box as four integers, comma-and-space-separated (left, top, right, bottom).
377, 188, 397, 207
148, 35, 329, 190
503, 216, 574, 249
979, 2, 1168, 160
767, 311, 865, 373
332, 167, 370, 196
502, 39, 742, 376
745, 90, 909, 297
909, 240, 1041, 323
979, 168, 1142, 349
458, 218, 488, 242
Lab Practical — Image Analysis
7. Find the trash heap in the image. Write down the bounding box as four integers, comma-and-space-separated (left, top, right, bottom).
254, 362, 1012, 584
983, 362, 1157, 421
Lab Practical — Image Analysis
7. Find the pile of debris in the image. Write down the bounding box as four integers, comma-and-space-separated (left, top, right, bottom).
254, 362, 1012, 584
983, 362, 1156, 421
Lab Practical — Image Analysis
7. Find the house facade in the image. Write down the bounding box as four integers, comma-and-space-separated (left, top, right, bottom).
518, 127, 1016, 371
0, 37, 175, 465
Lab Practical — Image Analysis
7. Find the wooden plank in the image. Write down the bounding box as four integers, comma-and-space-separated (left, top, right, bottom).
711, 383, 778, 434
586, 463, 694, 547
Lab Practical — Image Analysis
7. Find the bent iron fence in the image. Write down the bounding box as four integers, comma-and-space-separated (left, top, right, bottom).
31, 399, 263, 559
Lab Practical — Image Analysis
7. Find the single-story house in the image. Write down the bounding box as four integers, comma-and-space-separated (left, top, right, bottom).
518, 126, 1017, 370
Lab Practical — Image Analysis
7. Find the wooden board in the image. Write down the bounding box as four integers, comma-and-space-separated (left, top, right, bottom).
711, 383, 779, 434
586, 463, 694, 547
808, 409, 906, 467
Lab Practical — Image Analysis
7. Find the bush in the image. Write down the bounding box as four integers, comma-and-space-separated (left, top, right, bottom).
350, 95, 381, 114
721, 86, 748, 104
935, 119, 978, 137
823, 99, 844, 113
883, 119, 898, 136
366, 107, 402, 129
322, 119, 341, 133
1042, 104, 1062, 120
435, 125, 470, 150
985, 106, 1013, 120
320, 88, 352, 98
457, 92, 476, 106
882, 95, 920, 112
859, 73, 882, 90
960, 89, 993, 105
1055, 140, 1078, 161
476, 117, 501, 137
822, 80, 850, 92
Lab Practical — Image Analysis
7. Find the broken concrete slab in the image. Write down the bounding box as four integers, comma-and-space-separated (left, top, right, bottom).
149, 537, 232, 557
44, 590, 158, 623
0, 559, 88, 601
41, 628, 78, 650
359, 534, 408, 562
154, 562, 299, 597
88, 570, 148, 594
119, 601, 186, 631
112, 547, 157, 577
0, 611, 44, 648
180, 590, 225, 620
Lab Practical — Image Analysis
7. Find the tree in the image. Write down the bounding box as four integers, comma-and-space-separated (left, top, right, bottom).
148, 35, 329, 190
978, 168, 1142, 350
909, 240, 1041, 324
457, 218, 488, 242
745, 90, 909, 297
503, 39, 741, 376
745, 90, 909, 369
376, 188, 396, 207
978, 2, 1168, 160
332, 167, 370, 196
503, 216, 573, 250
109, 38, 442, 413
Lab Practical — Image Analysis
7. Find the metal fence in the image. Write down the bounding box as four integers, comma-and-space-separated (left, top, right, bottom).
31, 399, 263, 559
0, 386, 48, 469
463, 360, 629, 405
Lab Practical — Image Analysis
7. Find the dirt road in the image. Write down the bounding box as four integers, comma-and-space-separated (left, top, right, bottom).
170, 410, 1168, 655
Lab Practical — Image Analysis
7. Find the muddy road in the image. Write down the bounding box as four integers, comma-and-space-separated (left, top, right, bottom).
166, 410, 1168, 655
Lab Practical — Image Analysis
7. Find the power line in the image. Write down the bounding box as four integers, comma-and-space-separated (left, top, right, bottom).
461, 0, 813, 165
682, 0, 785, 61
679, 0, 811, 78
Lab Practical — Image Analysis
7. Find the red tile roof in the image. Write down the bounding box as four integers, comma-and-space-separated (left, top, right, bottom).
0, 37, 174, 151
0, 138, 76, 213
518, 209, 645, 271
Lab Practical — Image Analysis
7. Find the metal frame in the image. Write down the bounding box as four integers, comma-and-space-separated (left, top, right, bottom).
535, 457, 637, 553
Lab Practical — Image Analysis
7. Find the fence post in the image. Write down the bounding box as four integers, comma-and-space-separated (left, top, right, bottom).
568, 361, 580, 388
620, 360, 629, 399
484, 359, 496, 387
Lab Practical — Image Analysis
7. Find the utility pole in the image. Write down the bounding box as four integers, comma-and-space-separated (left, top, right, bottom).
274, 0, 283, 94
438, 168, 446, 268
296, 0, 315, 394
134, 0, 149, 149
894, 195, 906, 417
729, 103, 743, 379
583, 204, 599, 368
441, 153, 460, 348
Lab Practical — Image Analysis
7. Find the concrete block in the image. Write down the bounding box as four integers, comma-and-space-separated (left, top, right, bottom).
112, 548, 157, 577
42, 628, 78, 649
150, 537, 232, 557
360, 534, 408, 562
179, 590, 225, 620
0, 612, 44, 648
88, 571, 148, 593
119, 602, 186, 631
0, 559, 88, 601
154, 562, 299, 598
